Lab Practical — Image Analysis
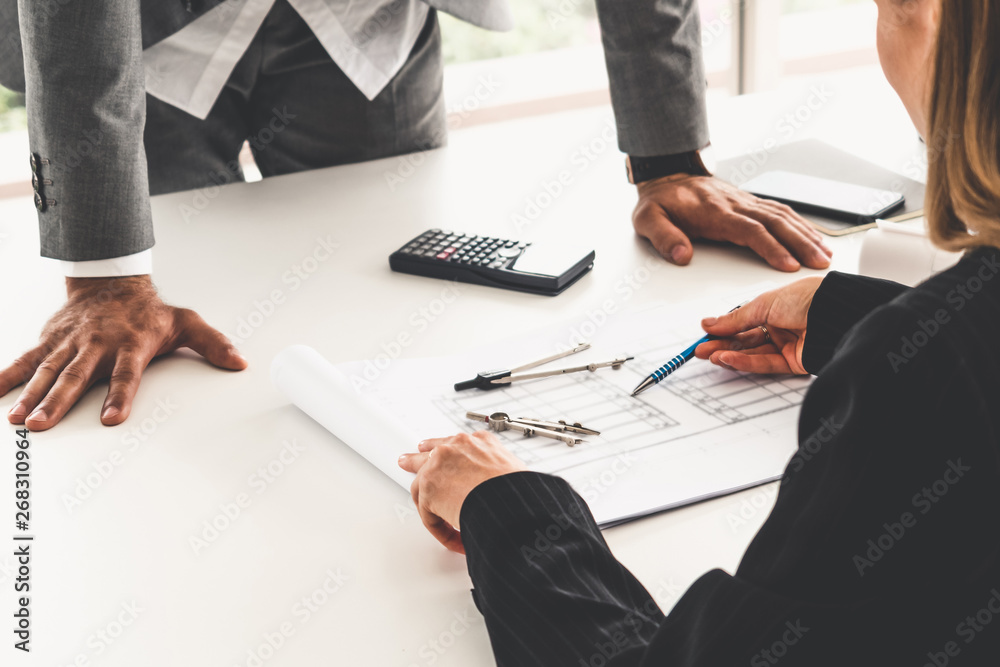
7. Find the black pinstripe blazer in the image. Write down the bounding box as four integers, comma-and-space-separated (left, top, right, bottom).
460, 246, 1000, 666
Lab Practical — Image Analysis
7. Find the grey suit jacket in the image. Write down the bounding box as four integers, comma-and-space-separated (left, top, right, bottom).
0, 0, 707, 262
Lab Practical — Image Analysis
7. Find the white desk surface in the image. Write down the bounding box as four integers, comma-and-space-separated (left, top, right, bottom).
0, 66, 924, 666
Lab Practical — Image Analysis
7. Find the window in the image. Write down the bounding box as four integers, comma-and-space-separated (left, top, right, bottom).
0, 86, 27, 199
439, 0, 738, 124
438, 0, 875, 124
736, 0, 876, 93
0, 86, 23, 133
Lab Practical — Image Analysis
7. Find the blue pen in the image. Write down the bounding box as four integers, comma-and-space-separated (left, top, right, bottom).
630, 301, 749, 397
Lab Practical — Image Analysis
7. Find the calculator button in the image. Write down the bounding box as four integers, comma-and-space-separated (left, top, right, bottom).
489, 260, 505, 268
436, 252, 449, 260
498, 246, 522, 258
444, 247, 456, 253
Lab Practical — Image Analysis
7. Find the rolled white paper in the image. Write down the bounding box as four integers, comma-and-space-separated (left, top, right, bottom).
271, 344, 415, 488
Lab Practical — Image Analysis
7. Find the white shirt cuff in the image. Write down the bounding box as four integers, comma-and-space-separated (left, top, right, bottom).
59, 249, 153, 277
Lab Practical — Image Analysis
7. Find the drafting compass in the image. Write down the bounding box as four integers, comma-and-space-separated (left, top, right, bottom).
454, 343, 633, 391
466, 411, 600, 447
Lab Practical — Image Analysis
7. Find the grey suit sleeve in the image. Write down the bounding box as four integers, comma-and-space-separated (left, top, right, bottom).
594, 0, 709, 157
18, 0, 153, 261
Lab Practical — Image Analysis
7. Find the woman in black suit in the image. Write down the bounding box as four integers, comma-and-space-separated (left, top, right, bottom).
399, 0, 1000, 664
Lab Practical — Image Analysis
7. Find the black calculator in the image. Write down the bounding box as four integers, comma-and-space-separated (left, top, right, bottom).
389, 229, 595, 296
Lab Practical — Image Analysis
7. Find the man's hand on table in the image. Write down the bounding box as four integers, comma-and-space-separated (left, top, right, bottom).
633, 174, 833, 272
398, 431, 527, 554
2, 276, 247, 431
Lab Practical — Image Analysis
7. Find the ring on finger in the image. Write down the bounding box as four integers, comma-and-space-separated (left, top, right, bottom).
759, 324, 772, 344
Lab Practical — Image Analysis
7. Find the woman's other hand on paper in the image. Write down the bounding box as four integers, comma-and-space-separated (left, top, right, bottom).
695, 277, 823, 375
398, 431, 526, 554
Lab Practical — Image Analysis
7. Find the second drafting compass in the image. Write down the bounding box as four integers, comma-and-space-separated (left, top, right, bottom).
466, 411, 599, 446
454, 343, 634, 391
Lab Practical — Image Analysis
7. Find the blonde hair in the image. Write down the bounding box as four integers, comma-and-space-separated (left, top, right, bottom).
926, 0, 1000, 251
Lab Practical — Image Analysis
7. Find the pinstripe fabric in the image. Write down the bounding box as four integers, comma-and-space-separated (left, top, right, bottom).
802, 272, 909, 374
460, 247, 1000, 666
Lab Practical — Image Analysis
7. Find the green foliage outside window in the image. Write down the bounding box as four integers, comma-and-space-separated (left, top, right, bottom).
440, 0, 598, 65
0, 86, 25, 132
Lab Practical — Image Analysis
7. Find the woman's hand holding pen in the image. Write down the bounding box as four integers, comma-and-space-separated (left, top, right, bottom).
695, 277, 824, 375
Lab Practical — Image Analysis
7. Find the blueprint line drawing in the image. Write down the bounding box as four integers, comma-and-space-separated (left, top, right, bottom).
426, 324, 811, 477
273, 286, 812, 526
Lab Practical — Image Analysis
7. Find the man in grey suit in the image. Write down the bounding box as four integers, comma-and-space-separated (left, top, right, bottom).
0, 0, 831, 431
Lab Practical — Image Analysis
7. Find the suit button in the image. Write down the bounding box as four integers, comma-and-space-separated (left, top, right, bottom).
29, 153, 38, 173
31, 174, 39, 191
34, 192, 45, 212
